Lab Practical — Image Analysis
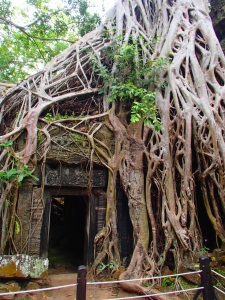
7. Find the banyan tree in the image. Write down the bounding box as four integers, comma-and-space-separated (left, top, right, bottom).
0, 0, 225, 297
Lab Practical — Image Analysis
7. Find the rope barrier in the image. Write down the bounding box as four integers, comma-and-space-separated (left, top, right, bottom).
0, 270, 202, 298
86, 270, 202, 285
0, 283, 77, 296
102, 286, 204, 300
214, 286, 225, 295
212, 269, 225, 280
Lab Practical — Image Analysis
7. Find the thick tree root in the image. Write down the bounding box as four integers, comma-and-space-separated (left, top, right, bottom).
119, 280, 174, 300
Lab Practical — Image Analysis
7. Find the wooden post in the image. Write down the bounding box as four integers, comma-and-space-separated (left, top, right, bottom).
76, 265, 87, 300
193, 256, 219, 300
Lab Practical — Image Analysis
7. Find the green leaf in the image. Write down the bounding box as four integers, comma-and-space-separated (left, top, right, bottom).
0, 141, 13, 147
18, 173, 25, 184
6, 169, 18, 179
0, 0, 100, 82
15, 220, 20, 235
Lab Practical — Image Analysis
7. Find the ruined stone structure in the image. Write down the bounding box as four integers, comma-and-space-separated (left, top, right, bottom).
1, 0, 225, 281
0, 124, 133, 278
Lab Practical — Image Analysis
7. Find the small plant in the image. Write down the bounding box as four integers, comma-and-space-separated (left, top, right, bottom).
44, 113, 53, 121
108, 261, 115, 269
200, 246, 210, 252
73, 133, 83, 141
37, 130, 44, 144
0, 165, 39, 184
0, 141, 38, 184
99, 261, 107, 271
98, 260, 115, 272
92, 37, 169, 130
142, 281, 151, 288
162, 277, 175, 287
15, 220, 20, 234
72, 133, 87, 147
44, 113, 70, 121
0, 140, 13, 149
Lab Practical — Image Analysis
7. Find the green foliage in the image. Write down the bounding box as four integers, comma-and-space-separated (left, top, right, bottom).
131, 94, 161, 129
200, 246, 210, 252
94, 37, 170, 130
213, 267, 225, 290
15, 220, 20, 234
0, 141, 13, 148
99, 260, 115, 271
72, 133, 84, 142
44, 113, 53, 121
161, 277, 175, 287
142, 281, 151, 288
177, 277, 199, 290
44, 112, 70, 121
0, 164, 39, 184
0, 0, 100, 82
0, 168, 18, 182
0, 141, 38, 184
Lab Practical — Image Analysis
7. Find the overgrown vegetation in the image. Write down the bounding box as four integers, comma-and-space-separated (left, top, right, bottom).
1, 0, 225, 298
0, 0, 100, 82
93, 38, 169, 128
0, 141, 38, 184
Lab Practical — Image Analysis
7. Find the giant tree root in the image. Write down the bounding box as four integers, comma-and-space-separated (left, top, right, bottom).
119, 277, 174, 300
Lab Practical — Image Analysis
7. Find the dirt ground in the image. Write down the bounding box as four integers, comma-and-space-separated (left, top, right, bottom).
38, 272, 143, 300
0, 265, 149, 300
9, 270, 150, 300
1, 266, 191, 300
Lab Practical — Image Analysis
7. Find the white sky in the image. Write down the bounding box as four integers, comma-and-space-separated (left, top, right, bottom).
89, 0, 117, 16
11, 0, 117, 19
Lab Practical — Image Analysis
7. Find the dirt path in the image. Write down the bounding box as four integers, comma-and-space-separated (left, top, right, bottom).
1, 267, 188, 299
42, 272, 143, 300
10, 271, 148, 300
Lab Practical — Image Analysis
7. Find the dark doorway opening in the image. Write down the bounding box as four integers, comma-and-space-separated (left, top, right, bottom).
195, 179, 217, 251
48, 195, 87, 271
116, 185, 133, 266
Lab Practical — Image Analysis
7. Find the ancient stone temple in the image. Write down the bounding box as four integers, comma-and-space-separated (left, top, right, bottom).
1, 0, 225, 281
0, 120, 133, 278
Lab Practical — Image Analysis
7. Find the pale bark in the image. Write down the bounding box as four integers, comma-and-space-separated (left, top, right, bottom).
0, 0, 225, 298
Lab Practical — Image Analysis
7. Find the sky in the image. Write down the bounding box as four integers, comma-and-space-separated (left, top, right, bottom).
11, 0, 117, 17
89, 0, 117, 16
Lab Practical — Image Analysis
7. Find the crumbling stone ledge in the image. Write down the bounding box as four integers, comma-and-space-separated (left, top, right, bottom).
0, 255, 48, 278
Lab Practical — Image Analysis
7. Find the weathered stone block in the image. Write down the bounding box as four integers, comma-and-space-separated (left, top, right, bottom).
0, 255, 48, 279
45, 165, 107, 187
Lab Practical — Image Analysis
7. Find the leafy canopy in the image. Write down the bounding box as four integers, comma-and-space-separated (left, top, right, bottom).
0, 0, 101, 82
0, 141, 39, 184
93, 37, 170, 129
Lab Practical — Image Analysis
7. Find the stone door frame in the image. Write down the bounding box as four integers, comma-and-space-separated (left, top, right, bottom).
40, 186, 98, 265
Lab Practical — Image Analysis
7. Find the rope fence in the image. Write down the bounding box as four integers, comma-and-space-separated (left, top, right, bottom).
0, 256, 223, 299
86, 270, 202, 285
102, 287, 204, 300
0, 283, 78, 296
212, 269, 225, 297
212, 269, 225, 279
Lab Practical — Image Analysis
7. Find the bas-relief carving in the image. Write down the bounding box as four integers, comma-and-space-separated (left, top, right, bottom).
45, 165, 107, 187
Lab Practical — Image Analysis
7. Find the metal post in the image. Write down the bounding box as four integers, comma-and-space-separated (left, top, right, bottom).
193, 256, 219, 300
76, 265, 87, 300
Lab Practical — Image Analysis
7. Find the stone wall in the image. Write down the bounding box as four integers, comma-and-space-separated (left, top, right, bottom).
0, 255, 48, 278
39, 123, 114, 165
45, 164, 107, 187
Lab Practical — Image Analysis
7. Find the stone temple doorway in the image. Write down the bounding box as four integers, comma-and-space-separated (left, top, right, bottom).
48, 195, 87, 271
40, 187, 99, 272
